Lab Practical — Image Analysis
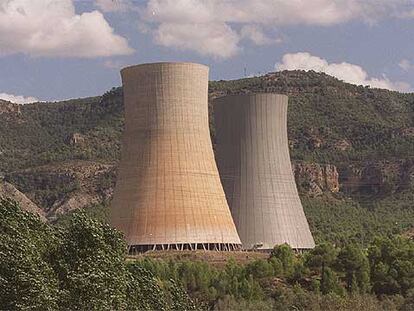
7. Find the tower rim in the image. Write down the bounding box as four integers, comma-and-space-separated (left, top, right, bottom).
214, 93, 288, 102
121, 62, 208, 75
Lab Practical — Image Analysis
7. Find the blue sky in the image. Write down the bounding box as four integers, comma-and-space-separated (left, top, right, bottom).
0, 0, 413, 103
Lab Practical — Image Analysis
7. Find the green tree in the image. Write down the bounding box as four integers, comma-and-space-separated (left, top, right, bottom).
320, 267, 343, 295
336, 243, 371, 293
166, 279, 198, 311
305, 243, 337, 293
53, 212, 128, 310
0, 199, 200, 310
125, 263, 169, 311
245, 259, 275, 279
270, 244, 295, 276
368, 236, 414, 296
0, 197, 59, 310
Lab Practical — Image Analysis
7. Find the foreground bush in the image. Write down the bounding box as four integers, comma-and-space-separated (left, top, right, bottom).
0, 198, 198, 310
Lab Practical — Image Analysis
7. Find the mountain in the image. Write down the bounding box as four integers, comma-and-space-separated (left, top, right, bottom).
1, 70, 413, 244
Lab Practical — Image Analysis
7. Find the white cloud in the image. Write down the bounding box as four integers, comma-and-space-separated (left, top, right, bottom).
138, 0, 412, 58
0, 0, 134, 58
154, 22, 240, 58
276, 52, 411, 92
103, 59, 125, 69
399, 59, 414, 71
240, 25, 281, 45
398, 8, 414, 18
0, 92, 38, 104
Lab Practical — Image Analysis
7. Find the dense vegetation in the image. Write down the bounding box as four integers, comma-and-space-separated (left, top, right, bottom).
0, 90, 123, 171
136, 238, 414, 310
0, 198, 197, 311
2, 198, 414, 310
303, 193, 414, 246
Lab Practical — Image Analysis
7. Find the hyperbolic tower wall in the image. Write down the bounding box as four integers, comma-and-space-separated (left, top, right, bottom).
110, 62, 241, 252
214, 93, 315, 250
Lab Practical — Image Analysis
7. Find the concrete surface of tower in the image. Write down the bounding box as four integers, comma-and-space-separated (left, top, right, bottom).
214, 93, 315, 250
110, 62, 241, 253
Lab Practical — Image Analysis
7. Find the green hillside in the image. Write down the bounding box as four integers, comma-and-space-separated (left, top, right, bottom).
1, 70, 413, 245
2, 198, 414, 310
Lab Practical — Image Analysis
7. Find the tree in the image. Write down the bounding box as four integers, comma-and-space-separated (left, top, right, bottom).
53, 212, 128, 310
126, 263, 169, 311
320, 267, 343, 295
245, 259, 274, 279
0, 197, 59, 310
0, 199, 200, 310
305, 243, 337, 293
368, 236, 414, 296
270, 244, 295, 276
336, 243, 370, 293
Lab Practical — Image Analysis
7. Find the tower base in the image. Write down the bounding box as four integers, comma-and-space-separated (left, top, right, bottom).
128, 243, 242, 254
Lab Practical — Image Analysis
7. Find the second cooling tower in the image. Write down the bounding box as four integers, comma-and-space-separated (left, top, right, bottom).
110, 62, 241, 252
214, 93, 315, 250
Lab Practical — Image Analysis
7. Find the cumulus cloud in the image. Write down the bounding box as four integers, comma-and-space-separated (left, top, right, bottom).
240, 25, 281, 46
398, 8, 414, 18
155, 22, 240, 58
399, 59, 414, 71
276, 52, 411, 92
103, 59, 126, 69
138, 0, 412, 58
0, 0, 134, 58
0, 92, 38, 104
142, 0, 240, 58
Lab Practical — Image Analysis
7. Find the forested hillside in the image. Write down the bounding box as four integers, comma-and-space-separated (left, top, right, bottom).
2, 198, 414, 310
1, 70, 413, 245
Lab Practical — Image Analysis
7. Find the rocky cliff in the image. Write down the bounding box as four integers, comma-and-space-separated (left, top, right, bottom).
293, 163, 340, 196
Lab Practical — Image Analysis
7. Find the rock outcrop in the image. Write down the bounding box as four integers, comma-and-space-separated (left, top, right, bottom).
5, 161, 116, 220
0, 181, 46, 221
339, 160, 414, 196
68, 132, 86, 146
293, 163, 340, 196
0, 100, 22, 120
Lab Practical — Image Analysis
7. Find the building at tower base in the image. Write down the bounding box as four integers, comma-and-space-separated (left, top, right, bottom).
110, 62, 241, 253
214, 93, 315, 251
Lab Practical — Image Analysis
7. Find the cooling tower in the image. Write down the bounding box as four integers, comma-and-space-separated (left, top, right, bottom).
214, 93, 315, 250
110, 62, 241, 252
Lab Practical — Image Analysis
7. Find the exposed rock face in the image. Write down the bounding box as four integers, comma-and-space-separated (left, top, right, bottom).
308, 137, 322, 149
304, 128, 324, 150
333, 139, 352, 151
339, 160, 414, 196
398, 127, 414, 138
0, 100, 22, 121
403, 228, 414, 240
0, 100, 21, 115
68, 132, 86, 146
293, 163, 340, 196
0, 181, 46, 221
3, 158, 412, 220
49, 192, 100, 220
5, 161, 116, 220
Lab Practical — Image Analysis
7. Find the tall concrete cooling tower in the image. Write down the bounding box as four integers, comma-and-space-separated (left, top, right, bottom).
214, 93, 315, 250
110, 62, 241, 253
